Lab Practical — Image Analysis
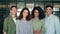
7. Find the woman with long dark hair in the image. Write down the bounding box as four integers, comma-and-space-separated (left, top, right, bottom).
31, 6, 45, 34
16, 8, 33, 34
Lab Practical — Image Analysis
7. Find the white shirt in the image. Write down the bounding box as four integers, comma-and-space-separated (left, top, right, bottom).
13, 18, 16, 24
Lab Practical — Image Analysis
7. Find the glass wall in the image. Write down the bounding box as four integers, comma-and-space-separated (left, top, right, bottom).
0, 0, 60, 19
0, 0, 60, 20
0, 0, 60, 34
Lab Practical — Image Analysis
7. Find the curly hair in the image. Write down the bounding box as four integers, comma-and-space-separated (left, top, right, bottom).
31, 6, 45, 20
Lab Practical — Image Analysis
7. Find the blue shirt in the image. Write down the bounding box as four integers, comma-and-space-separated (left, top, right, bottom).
16, 19, 33, 34
45, 14, 60, 34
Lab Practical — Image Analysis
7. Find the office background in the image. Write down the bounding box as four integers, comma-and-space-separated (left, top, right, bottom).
0, 0, 60, 34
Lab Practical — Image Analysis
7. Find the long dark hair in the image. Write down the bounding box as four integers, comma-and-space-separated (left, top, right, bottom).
31, 6, 45, 20
18, 8, 31, 21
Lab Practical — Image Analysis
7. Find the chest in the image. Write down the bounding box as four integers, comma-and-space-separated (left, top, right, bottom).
45, 17, 55, 29
19, 21, 31, 29
7, 19, 16, 29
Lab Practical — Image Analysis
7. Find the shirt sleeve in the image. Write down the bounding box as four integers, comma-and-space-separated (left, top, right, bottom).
16, 20, 20, 34
54, 17, 60, 34
41, 19, 45, 34
3, 18, 8, 32
30, 21, 33, 34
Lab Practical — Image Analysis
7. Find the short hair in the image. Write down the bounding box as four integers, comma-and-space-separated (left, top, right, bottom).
31, 6, 45, 20
18, 7, 31, 21
10, 6, 17, 10
46, 5, 53, 9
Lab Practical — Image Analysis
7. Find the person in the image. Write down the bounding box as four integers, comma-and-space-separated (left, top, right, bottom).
16, 8, 33, 34
3, 6, 17, 34
45, 5, 60, 34
31, 6, 45, 34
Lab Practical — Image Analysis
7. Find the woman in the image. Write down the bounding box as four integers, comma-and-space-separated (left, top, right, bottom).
31, 6, 45, 34
16, 8, 33, 34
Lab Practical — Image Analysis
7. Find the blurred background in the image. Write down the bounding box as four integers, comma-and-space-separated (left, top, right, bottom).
0, 0, 60, 34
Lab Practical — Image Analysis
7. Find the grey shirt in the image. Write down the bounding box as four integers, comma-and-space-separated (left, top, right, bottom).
16, 19, 33, 34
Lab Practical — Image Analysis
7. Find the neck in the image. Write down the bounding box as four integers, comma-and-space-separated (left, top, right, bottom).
11, 15, 16, 18
47, 14, 52, 17
34, 17, 38, 19
22, 17, 26, 21
22, 17, 27, 23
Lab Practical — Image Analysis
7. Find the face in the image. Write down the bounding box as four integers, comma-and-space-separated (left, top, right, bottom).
46, 7, 53, 15
34, 10, 39, 17
10, 7, 17, 15
23, 10, 28, 18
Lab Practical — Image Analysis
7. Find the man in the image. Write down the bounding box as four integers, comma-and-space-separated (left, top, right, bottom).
45, 5, 60, 34
3, 6, 17, 34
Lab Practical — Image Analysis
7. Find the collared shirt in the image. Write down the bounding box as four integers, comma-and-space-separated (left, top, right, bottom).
45, 14, 60, 34
16, 19, 33, 34
13, 18, 16, 24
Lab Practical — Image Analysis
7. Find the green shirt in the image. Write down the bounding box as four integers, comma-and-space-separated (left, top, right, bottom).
32, 18, 45, 34
3, 16, 16, 34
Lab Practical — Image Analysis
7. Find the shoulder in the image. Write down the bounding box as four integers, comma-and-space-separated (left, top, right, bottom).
30, 19, 33, 21
41, 18, 45, 21
4, 16, 12, 24
16, 19, 21, 25
27, 20, 32, 22
29, 19, 35, 23
16, 19, 21, 23
40, 19, 45, 24
31, 18, 35, 20
52, 15, 59, 19
4, 16, 11, 21
16, 19, 20, 21
40, 18, 45, 22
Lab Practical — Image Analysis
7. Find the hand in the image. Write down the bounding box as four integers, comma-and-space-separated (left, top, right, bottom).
4, 32, 6, 34
34, 30, 42, 34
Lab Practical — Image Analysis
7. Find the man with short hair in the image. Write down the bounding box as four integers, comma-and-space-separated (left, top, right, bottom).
3, 6, 17, 34
45, 5, 60, 34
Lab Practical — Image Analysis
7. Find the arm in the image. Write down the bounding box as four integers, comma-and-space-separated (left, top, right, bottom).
41, 20, 45, 34
16, 21, 20, 34
30, 21, 33, 34
3, 18, 8, 34
54, 17, 60, 34
4, 32, 6, 34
